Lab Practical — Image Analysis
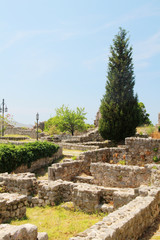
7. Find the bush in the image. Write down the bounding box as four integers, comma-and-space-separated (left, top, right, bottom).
0, 141, 59, 173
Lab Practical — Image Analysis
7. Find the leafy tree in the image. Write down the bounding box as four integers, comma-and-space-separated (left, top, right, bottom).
138, 102, 151, 126
99, 28, 139, 142
45, 105, 87, 136
0, 114, 14, 136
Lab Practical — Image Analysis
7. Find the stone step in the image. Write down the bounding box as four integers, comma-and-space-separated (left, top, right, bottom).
73, 175, 94, 184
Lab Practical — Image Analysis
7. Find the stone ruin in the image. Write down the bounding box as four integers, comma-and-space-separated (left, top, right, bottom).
0, 137, 160, 239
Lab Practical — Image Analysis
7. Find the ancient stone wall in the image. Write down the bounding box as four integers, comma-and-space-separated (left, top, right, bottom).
0, 172, 38, 196
70, 188, 160, 240
79, 147, 127, 164
79, 137, 160, 166
5, 127, 38, 139
0, 193, 27, 223
28, 180, 137, 213
90, 163, 151, 188
59, 141, 113, 151
125, 137, 160, 165
0, 224, 48, 240
59, 143, 99, 151
48, 160, 90, 181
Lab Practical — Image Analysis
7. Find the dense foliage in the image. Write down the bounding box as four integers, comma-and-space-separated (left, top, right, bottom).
45, 105, 87, 136
0, 141, 59, 173
138, 102, 151, 126
99, 28, 139, 142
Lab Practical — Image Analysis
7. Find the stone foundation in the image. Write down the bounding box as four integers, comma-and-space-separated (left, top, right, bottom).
70, 187, 160, 240
79, 147, 128, 164
0, 172, 38, 196
125, 137, 160, 164
59, 142, 99, 151
90, 163, 150, 188
48, 160, 90, 181
79, 137, 160, 166
0, 193, 27, 223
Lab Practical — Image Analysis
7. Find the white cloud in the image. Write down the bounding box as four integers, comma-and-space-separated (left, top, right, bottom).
134, 30, 160, 69
0, 28, 79, 53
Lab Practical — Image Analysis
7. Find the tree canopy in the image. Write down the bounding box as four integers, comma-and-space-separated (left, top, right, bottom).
138, 102, 151, 126
45, 105, 87, 136
99, 28, 139, 142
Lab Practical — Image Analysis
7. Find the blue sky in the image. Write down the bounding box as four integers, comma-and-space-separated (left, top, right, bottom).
0, 0, 160, 125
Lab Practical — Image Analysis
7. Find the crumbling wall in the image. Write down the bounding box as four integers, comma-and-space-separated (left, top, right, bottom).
0, 193, 27, 223
79, 147, 128, 164
70, 188, 160, 240
125, 137, 160, 164
0, 224, 48, 240
48, 160, 90, 181
90, 163, 151, 188
0, 172, 38, 196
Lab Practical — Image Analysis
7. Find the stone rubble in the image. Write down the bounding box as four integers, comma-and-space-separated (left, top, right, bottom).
0, 137, 160, 239
0, 223, 48, 240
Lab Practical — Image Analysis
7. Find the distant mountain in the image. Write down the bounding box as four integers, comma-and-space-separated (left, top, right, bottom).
13, 121, 33, 129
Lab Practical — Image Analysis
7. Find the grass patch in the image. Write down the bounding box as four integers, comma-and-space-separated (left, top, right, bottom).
63, 149, 84, 157
137, 125, 156, 136
4, 134, 31, 138
10, 205, 105, 240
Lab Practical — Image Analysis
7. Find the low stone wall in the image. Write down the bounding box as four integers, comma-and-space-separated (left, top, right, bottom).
13, 147, 62, 173
5, 127, 38, 139
125, 137, 160, 165
72, 183, 136, 213
59, 143, 98, 151
28, 180, 137, 213
48, 159, 90, 181
0, 193, 27, 223
0, 224, 48, 240
34, 180, 74, 207
78, 137, 160, 166
62, 128, 103, 143
79, 147, 127, 164
90, 163, 150, 188
70, 188, 160, 240
0, 172, 38, 196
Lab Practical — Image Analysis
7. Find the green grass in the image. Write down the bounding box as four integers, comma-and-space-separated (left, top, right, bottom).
4, 134, 31, 138
10, 205, 105, 240
136, 125, 156, 136
63, 149, 84, 156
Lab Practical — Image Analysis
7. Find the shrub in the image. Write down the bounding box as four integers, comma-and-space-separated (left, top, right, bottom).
0, 141, 59, 173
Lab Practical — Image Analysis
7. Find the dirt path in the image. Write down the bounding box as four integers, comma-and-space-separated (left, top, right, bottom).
36, 148, 84, 180
139, 215, 160, 240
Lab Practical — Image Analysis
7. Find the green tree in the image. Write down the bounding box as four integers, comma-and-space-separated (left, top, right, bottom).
0, 113, 14, 135
138, 102, 151, 126
45, 105, 87, 136
99, 28, 139, 142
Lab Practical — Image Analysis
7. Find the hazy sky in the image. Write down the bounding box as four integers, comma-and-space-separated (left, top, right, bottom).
0, 0, 160, 125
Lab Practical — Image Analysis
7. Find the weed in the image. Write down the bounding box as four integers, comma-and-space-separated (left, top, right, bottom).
152, 166, 158, 170
153, 148, 158, 152
118, 160, 126, 165
153, 156, 160, 163
71, 156, 77, 160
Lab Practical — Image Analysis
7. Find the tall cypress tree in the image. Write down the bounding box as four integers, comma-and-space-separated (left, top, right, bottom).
99, 28, 139, 142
